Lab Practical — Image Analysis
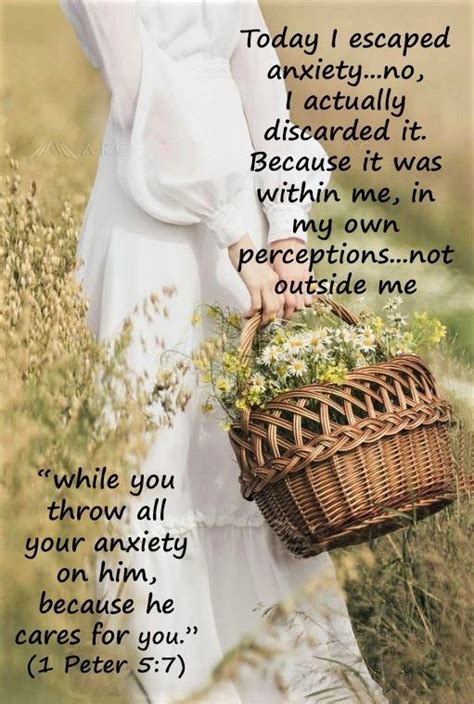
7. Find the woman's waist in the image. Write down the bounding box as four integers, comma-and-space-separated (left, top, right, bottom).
172, 54, 232, 78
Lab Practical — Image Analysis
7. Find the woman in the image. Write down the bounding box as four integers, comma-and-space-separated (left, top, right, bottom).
61, 2, 386, 702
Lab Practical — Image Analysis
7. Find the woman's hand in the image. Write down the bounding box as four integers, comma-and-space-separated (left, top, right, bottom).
270, 237, 314, 319
228, 234, 283, 326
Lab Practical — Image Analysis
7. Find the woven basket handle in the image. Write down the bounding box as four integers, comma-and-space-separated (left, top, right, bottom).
239, 295, 359, 363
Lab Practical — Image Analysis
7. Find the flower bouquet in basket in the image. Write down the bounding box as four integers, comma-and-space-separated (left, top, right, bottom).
193, 296, 468, 558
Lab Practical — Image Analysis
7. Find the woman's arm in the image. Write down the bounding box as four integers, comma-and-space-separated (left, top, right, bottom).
231, 0, 331, 316
61, 0, 282, 323
61, 0, 281, 323
62, 0, 251, 245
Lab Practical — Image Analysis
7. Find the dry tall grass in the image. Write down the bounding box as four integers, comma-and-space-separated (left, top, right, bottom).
0, 155, 190, 703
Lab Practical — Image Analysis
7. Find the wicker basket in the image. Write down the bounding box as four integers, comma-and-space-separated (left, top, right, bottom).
228, 297, 467, 558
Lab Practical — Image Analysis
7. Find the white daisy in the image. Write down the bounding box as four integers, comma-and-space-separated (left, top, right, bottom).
388, 312, 408, 327
260, 345, 282, 366
250, 373, 266, 393
337, 328, 359, 345
283, 334, 309, 356
383, 296, 403, 311
357, 329, 377, 353
287, 359, 308, 377
304, 328, 330, 352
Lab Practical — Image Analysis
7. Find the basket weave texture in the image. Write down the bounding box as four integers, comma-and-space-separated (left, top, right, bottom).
228, 298, 466, 558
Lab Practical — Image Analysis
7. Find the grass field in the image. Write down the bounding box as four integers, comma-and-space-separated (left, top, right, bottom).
1, 2, 473, 702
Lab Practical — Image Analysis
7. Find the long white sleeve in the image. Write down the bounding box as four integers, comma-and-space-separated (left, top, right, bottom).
60, 0, 251, 249
231, 0, 331, 244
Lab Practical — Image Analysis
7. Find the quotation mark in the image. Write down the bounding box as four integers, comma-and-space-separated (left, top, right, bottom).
37, 469, 51, 478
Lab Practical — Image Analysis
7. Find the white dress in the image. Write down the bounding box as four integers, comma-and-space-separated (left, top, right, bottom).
61, 2, 387, 703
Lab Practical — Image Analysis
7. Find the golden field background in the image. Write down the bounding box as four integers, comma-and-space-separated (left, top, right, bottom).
1, 2, 473, 703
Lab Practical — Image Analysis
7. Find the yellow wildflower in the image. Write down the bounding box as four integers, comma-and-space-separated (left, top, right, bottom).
372, 316, 384, 333
319, 364, 347, 385
228, 312, 242, 327
216, 377, 232, 393
235, 398, 248, 411
222, 352, 239, 372
429, 320, 447, 343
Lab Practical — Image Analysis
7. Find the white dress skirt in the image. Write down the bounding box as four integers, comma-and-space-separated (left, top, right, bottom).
61, 2, 387, 702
